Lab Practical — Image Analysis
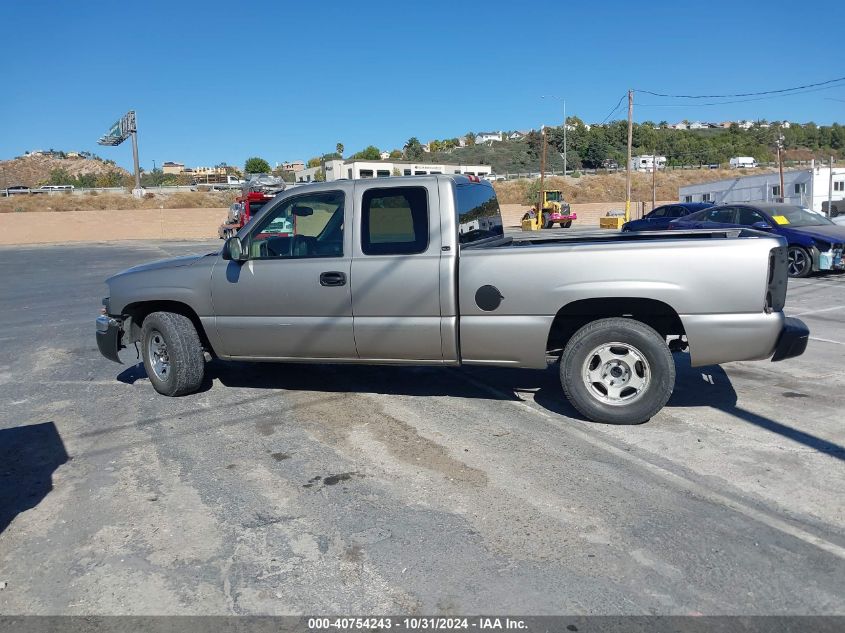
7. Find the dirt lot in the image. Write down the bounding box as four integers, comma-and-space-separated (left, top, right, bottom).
0, 208, 229, 244
0, 240, 843, 615
0, 203, 662, 245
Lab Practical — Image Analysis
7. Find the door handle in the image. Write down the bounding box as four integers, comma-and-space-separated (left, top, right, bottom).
320, 271, 346, 287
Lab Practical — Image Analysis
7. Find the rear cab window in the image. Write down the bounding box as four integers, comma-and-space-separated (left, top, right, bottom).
456, 181, 504, 245
361, 187, 429, 255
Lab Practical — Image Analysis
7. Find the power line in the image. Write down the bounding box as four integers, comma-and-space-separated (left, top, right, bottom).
636, 75, 845, 99
600, 93, 627, 125
637, 83, 845, 108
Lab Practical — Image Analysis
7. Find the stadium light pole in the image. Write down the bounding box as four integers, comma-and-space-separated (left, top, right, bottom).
542, 95, 566, 176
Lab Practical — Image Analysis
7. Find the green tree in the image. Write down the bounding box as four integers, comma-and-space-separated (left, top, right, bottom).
336, 142, 344, 157
244, 157, 271, 174
465, 132, 476, 147
306, 157, 322, 168
140, 167, 167, 187
404, 137, 425, 160
46, 168, 73, 185
313, 168, 326, 182
389, 149, 403, 159
351, 145, 381, 160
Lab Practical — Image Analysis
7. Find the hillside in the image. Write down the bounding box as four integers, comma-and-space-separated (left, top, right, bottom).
491, 167, 780, 205
427, 121, 844, 174
0, 155, 130, 188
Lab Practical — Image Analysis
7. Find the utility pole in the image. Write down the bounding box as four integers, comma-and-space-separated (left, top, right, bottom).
829, 155, 835, 218
652, 148, 657, 212
541, 95, 567, 176
563, 99, 567, 176
625, 89, 634, 222
776, 134, 785, 202
539, 126, 547, 226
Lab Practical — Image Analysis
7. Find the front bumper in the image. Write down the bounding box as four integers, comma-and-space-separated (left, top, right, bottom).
96, 315, 123, 364
771, 317, 809, 362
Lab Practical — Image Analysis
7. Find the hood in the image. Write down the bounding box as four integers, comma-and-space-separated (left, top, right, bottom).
784, 224, 845, 244
106, 254, 209, 283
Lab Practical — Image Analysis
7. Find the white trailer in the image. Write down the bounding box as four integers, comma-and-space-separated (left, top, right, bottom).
629, 155, 666, 172
729, 157, 758, 169
679, 164, 845, 213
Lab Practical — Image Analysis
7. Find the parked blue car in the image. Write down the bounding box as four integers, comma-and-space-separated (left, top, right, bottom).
667, 202, 845, 278
621, 202, 714, 232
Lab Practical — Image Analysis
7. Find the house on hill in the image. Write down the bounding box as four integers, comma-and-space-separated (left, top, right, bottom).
476, 131, 502, 144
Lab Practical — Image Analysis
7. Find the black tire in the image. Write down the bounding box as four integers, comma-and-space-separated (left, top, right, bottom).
787, 245, 812, 278
141, 311, 205, 397
542, 213, 553, 229
560, 318, 675, 425
560, 221, 572, 228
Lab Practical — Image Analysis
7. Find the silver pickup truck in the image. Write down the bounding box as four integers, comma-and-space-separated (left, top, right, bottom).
96, 175, 809, 424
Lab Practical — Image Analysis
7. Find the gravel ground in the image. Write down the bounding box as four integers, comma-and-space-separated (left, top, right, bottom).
0, 239, 843, 615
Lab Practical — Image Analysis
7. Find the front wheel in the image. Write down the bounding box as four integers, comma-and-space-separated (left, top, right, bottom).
542, 213, 553, 229
141, 311, 205, 396
787, 246, 812, 278
560, 318, 675, 425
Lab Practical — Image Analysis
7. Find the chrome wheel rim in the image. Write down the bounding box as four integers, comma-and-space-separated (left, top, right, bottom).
787, 248, 807, 276
582, 342, 650, 406
147, 330, 170, 380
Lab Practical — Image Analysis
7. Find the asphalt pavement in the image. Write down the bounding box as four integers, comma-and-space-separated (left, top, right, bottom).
0, 239, 843, 615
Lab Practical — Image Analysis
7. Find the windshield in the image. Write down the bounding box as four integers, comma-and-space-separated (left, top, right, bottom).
766, 206, 834, 227
545, 191, 562, 202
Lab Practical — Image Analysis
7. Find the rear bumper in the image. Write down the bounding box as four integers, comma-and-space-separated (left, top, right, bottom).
681, 312, 808, 366
771, 317, 809, 362
96, 315, 123, 364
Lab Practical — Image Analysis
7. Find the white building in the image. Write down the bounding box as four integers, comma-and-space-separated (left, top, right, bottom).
476, 131, 502, 144
294, 159, 494, 183
688, 121, 707, 130
630, 155, 667, 172
678, 164, 845, 212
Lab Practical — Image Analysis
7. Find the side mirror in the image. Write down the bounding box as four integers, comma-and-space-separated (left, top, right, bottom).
751, 221, 772, 231
222, 236, 248, 262
292, 205, 314, 217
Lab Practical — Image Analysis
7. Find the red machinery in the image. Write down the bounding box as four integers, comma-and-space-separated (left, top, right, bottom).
217, 175, 286, 239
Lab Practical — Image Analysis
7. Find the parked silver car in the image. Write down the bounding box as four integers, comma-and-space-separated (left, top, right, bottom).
96, 176, 808, 424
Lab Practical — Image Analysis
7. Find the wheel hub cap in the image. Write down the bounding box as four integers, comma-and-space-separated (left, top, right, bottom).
788, 249, 806, 276
582, 342, 650, 406
148, 331, 170, 380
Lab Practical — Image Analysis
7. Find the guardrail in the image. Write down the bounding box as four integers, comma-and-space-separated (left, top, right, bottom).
1, 185, 200, 196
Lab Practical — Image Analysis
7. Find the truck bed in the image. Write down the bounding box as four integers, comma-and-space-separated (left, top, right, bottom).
473, 228, 768, 250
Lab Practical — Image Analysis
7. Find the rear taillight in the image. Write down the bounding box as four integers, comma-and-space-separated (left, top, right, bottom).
767, 246, 788, 313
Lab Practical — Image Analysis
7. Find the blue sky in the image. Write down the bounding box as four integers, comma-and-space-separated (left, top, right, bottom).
2, 0, 844, 171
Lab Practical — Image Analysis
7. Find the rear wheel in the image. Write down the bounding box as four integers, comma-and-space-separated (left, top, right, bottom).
141, 311, 205, 396
787, 245, 812, 278
560, 318, 675, 425
560, 220, 572, 228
